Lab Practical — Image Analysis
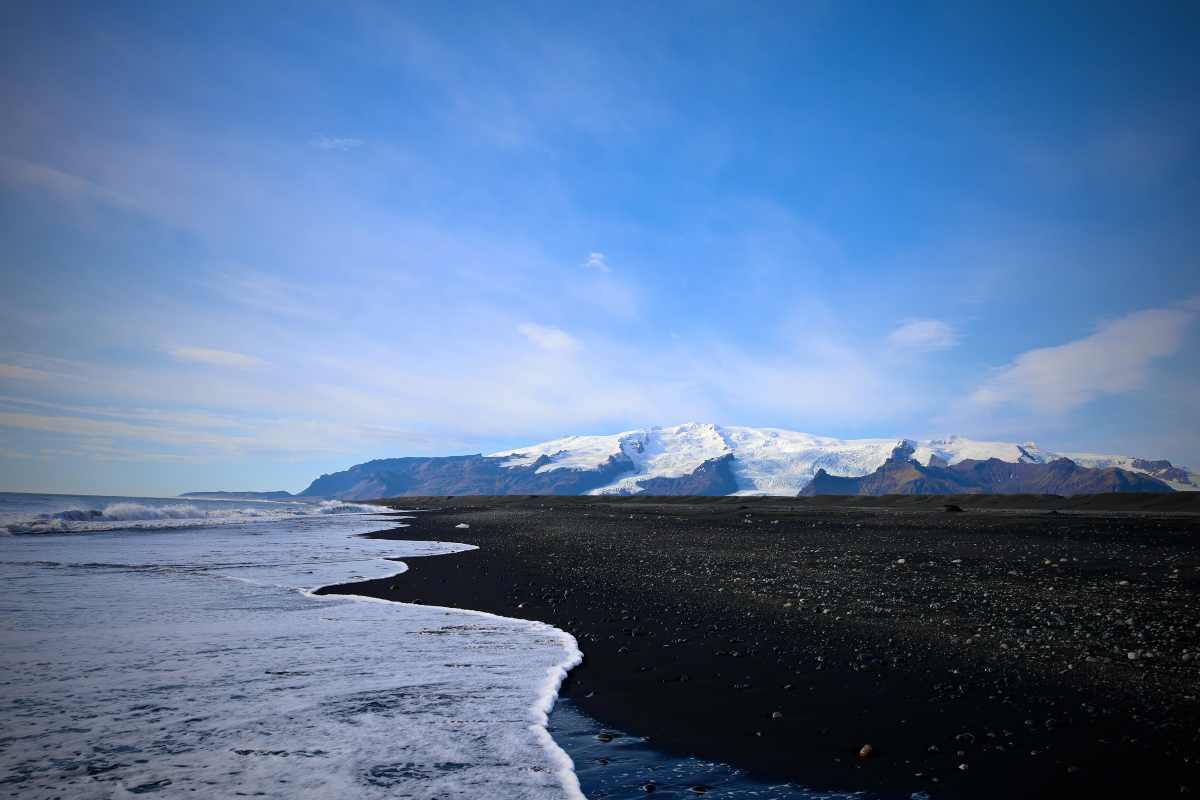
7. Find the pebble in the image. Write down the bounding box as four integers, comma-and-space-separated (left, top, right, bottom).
859, 743, 875, 759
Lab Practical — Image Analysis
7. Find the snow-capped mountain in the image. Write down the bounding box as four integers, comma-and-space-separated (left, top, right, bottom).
299, 422, 1197, 499
489, 423, 1198, 495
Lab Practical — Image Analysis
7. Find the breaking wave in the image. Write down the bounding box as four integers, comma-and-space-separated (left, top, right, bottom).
4, 499, 384, 535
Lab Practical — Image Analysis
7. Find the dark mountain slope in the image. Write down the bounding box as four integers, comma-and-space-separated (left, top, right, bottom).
631, 454, 740, 495
799, 444, 1174, 496
299, 451, 637, 499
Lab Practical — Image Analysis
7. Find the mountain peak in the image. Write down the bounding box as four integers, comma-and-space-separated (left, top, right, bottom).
301, 423, 1198, 499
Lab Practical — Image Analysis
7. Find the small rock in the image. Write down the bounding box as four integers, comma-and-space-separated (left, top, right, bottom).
772, 711, 784, 719
858, 743, 875, 759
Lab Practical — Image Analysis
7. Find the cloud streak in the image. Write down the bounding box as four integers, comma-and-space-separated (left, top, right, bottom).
888, 319, 959, 352
311, 136, 365, 151
584, 252, 611, 272
517, 323, 580, 353
0, 363, 55, 382
971, 305, 1195, 414
168, 347, 263, 369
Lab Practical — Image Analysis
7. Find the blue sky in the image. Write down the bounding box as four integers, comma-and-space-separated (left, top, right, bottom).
1, 1, 1198, 495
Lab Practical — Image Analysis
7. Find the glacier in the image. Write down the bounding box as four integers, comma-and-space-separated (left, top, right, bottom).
490, 423, 1198, 495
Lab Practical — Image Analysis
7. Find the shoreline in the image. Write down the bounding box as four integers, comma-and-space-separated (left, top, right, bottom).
302, 528, 588, 800
319, 496, 1200, 798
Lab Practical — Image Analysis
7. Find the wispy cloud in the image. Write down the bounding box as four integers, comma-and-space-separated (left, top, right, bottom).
0, 410, 230, 445
971, 304, 1195, 413
517, 323, 579, 353
0, 156, 142, 214
311, 136, 365, 151
167, 346, 263, 368
584, 252, 611, 272
0, 363, 55, 381
40, 443, 204, 464
887, 319, 959, 352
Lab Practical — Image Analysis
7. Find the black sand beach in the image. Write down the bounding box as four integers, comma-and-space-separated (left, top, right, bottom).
318, 495, 1200, 798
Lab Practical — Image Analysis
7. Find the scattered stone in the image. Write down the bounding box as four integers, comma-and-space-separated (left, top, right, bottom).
859, 743, 875, 759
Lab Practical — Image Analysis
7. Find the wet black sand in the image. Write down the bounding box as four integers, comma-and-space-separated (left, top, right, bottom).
317, 495, 1200, 798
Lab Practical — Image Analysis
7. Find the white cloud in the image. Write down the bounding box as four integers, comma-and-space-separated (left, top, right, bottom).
584, 252, 611, 272
41, 443, 203, 464
0, 364, 55, 381
517, 323, 579, 353
971, 306, 1194, 413
887, 319, 959, 352
311, 136, 364, 151
0, 410, 229, 445
0, 156, 144, 215
168, 346, 263, 368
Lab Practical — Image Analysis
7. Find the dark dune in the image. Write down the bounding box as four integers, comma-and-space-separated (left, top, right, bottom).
318, 495, 1200, 799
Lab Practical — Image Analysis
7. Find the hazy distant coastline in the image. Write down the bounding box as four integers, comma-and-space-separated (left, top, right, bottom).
178, 490, 296, 500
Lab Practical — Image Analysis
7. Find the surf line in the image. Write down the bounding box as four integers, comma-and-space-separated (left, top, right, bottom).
303, 532, 587, 800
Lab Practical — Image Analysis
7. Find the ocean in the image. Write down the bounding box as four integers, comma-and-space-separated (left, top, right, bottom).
0, 493, 882, 800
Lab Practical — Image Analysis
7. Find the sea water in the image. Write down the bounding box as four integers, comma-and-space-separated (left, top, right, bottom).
0, 493, 885, 800
0, 493, 582, 799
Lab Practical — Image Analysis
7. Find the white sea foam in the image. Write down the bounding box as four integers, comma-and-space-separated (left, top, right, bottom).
0, 506, 585, 799
2, 496, 386, 534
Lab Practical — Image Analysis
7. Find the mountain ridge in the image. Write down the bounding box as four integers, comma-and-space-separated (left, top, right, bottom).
799, 442, 1174, 496
294, 423, 1197, 499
